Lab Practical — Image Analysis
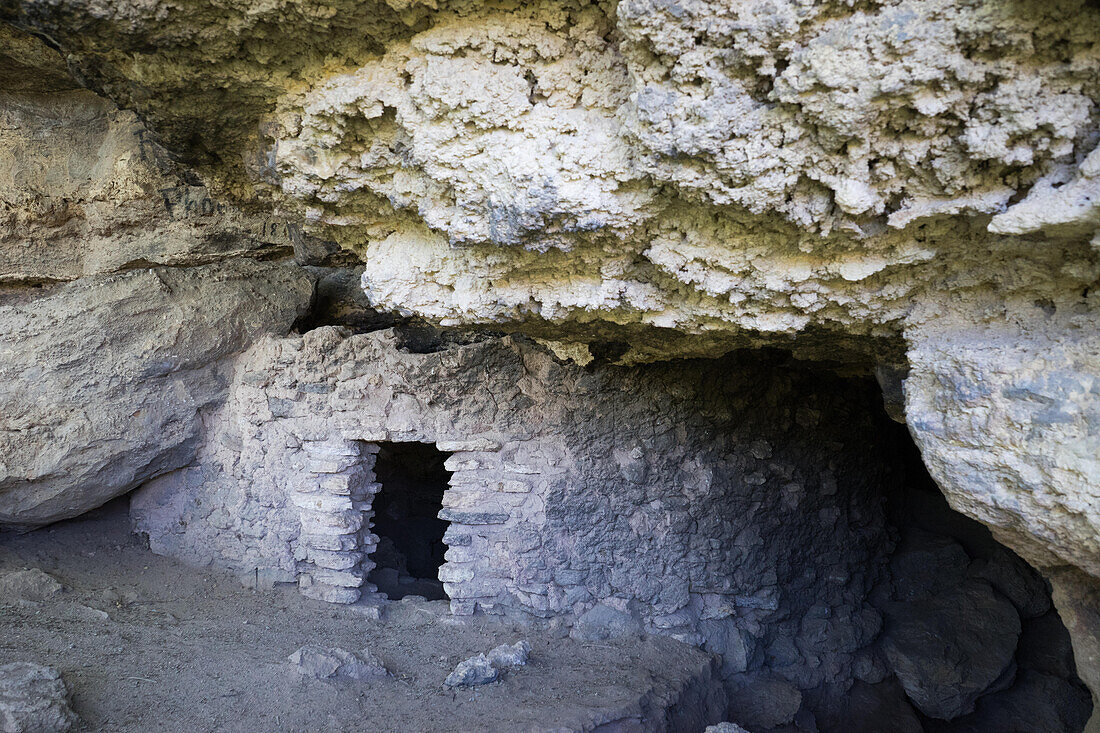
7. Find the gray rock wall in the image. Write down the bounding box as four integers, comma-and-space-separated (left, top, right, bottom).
0, 26, 315, 527
132, 327, 900, 703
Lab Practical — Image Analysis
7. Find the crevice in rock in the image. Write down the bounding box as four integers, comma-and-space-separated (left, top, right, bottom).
391, 324, 504, 354
292, 266, 400, 334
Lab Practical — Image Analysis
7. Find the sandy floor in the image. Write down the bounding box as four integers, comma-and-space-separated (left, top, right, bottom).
0, 500, 721, 732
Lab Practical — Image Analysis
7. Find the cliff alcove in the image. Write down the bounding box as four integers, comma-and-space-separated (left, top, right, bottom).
2, 0, 1099, 729
116, 326, 1090, 731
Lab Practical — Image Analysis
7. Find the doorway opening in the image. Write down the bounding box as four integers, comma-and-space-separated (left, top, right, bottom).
367, 442, 452, 601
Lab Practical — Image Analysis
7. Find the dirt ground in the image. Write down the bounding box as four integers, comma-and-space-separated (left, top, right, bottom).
0, 500, 722, 732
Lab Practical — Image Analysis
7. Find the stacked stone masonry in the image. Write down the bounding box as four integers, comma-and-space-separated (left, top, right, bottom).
134, 326, 902, 698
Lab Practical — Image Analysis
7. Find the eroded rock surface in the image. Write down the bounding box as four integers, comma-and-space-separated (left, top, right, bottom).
0, 663, 77, 733
0, 259, 312, 526
0, 0, 1098, 726
0, 25, 314, 527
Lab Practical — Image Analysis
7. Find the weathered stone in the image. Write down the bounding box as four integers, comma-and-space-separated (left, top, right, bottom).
437, 510, 509, 526
0, 569, 64, 603
444, 654, 498, 688
881, 581, 1022, 719
724, 674, 802, 731
704, 724, 749, 733
288, 645, 388, 680
298, 581, 361, 605
0, 260, 312, 528
4, 0, 1097, 719
0, 663, 77, 733
486, 641, 530, 669
570, 604, 642, 642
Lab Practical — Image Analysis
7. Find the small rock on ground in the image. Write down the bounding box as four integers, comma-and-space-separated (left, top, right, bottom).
705, 724, 750, 733
0, 663, 78, 733
487, 641, 530, 669
288, 645, 388, 680
444, 654, 498, 687
0, 570, 64, 603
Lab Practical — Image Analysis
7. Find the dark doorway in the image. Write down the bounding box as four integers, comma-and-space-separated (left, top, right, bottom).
367, 442, 451, 601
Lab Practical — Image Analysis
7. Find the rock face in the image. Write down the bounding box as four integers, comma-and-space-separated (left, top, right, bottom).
0, 260, 313, 527
1, 0, 1099, 726
0, 26, 314, 527
2, 0, 1094, 595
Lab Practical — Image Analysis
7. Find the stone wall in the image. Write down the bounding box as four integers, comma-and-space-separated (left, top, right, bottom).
133, 326, 904, 703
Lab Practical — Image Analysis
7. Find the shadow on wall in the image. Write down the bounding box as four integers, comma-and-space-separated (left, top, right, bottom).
801, 406, 1094, 733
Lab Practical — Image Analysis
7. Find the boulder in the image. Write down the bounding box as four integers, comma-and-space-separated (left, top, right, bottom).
724, 673, 802, 731
486, 641, 530, 669
288, 645, 388, 680
444, 654, 498, 688
0, 259, 312, 528
0, 570, 64, 603
881, 580, 1021, 719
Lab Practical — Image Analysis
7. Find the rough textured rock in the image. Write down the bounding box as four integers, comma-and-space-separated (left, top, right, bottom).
0, 25, 296, 286
0, 25, 315, 527
288, 645, 389, 680
881, 580, 1021, 718
812, 678, 923, 733
0, 569, 63, 603
0, 663, 77, 733
444, 654, 498, 688
486, 641, 530, 669
0, 259, 312, 527
5, 2, 1094, 616
704, 724, 749, 733
1050, 567, 1100, 730
570, 604, 644, 642
1, 0, 1099, 724
1, 1, 1092, 353
724, 673, 802, 730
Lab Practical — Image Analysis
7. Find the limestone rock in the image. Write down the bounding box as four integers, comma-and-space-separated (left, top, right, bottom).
1049, 567, 1100, 727
0, 25, 314, 529
704, 724, 749, 733
0, 663, 77, 733
2, 0, 1099, 723
0, 259, 313, 527
0, 25, 295, 286
444, 654, 498, 688
0, 570, 64, 604
288, 645, 388, 680
905, 300, 1100, 581
486, 641, 531, 669
881, 581, 1021, 719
